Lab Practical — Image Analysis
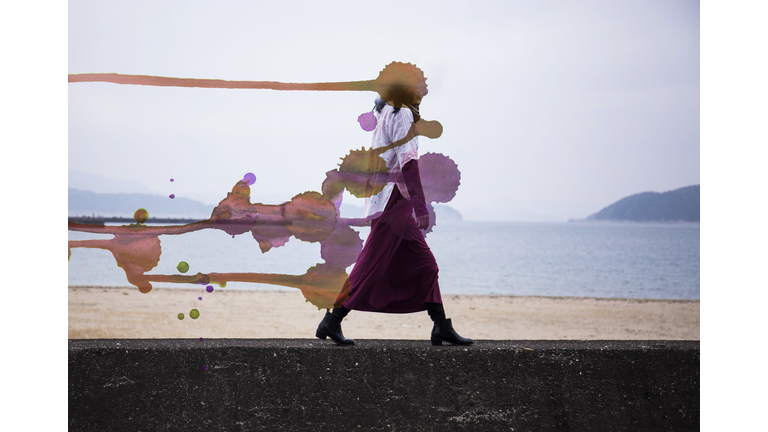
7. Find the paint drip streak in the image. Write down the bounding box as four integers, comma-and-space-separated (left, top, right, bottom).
68, 73, 376, 91
145, 273, 305, 288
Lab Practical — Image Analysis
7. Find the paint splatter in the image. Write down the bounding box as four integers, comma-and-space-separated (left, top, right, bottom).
178, 313, 184, 320
190, 309, 200, 319
170, 178, 174, 182
133, 208, 149, 224
67, 62, 460, 311
203, 365, 207, 370
69, 152, 459, 307
357, 111, 376, 131
243, 172, 256, 185
169, 194, 175, 199
198, 297, 202, 300
67, 62, 424, 99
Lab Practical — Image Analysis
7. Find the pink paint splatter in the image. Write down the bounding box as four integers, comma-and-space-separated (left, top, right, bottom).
357, 111, 376, 131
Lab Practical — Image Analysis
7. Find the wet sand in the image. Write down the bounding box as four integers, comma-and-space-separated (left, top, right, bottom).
68, 286, 699, 340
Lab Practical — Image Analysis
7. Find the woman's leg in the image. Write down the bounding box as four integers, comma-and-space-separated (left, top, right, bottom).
316, 305, 354, 346
426, 302, 473, 346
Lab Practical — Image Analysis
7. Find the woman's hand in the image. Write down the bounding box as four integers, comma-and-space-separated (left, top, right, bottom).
415, 214, 429, 230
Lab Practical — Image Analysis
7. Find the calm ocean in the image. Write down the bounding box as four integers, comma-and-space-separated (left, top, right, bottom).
68, 221, 700, 300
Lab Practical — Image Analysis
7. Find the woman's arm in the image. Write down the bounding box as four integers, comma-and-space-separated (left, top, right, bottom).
402, 159, 430, 229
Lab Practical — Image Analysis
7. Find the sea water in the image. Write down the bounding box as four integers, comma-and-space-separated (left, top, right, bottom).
428, 221, 699, 300
68, 221, 699, 300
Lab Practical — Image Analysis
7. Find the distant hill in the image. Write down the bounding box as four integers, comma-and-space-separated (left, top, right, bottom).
433, 204, 463, 221
339, 203, 365, 218
69, 189, 213, 219
70, 188, 464, 221
585, 185, 699, 222
69, 170, 159, 195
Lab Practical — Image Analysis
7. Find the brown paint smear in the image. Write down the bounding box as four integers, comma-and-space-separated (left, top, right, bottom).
68, 62, 459, 310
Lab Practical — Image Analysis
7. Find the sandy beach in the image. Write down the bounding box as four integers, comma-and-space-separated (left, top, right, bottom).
68, 286, 699, 340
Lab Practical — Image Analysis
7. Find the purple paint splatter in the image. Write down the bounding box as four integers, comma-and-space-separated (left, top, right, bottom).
357, 111, 377, 131
243, 172, 256, 185
198, 297, 202, 300
170, 178, 174, 182
169, 194, 175, 199
206, 285, 214, 293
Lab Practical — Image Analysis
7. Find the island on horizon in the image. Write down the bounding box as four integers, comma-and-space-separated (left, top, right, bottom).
571, 185, 699, 223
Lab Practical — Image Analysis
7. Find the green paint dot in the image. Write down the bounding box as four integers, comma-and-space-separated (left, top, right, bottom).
190, 309, 200, 319
178, 313, 184, 320
177, 261, 190, 273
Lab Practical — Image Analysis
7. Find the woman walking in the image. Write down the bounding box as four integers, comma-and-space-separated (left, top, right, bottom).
316, 63, 472, 347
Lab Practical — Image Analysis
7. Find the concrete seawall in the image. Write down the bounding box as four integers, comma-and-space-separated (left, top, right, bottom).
69, 339, 699, 431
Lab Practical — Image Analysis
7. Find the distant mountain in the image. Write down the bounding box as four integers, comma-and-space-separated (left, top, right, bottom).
69, 189, 213, 219
68, 170, 160, 195
433, 204, 463, 221
339, 203, 365, 218
585, 185, 699, 222
70, 188, 465, 221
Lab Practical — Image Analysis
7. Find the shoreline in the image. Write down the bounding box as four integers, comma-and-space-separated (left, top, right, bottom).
68, 285, 700, 302
68, 286, 700, 340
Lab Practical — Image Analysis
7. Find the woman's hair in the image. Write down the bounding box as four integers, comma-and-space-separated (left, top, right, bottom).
374, 98, 387, 113
374, 99, 420, 122
374, 62, 426, 121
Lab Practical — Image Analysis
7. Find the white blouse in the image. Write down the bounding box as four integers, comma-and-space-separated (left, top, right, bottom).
363, 103, 420, 218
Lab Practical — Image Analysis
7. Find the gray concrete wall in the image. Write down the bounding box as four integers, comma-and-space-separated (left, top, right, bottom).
69, 339, 699, 431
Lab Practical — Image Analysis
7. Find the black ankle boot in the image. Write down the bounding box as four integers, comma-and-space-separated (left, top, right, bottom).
431, 318, 473, 346
316, 309, 354, 346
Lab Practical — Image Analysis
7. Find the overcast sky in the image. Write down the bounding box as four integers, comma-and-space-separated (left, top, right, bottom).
68, 0, 700, 221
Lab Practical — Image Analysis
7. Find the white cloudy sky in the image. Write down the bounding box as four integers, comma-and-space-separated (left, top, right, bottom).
68, 0, 700, 221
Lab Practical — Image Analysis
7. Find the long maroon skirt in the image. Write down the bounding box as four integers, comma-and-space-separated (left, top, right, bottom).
336, 186, 443, 313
